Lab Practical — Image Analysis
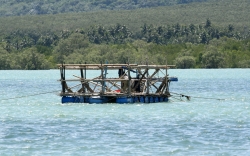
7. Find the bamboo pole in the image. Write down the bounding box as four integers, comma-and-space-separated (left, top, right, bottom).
128, 64, 131, 96
84, 62, 87, 93
101, 63, 105, 94
132, 69, 148, 92
165, 60, 169, 94
60, 78, 166, 82
80, 68, 85, 93
57, 64, 175, 70
146, 62, 149, 95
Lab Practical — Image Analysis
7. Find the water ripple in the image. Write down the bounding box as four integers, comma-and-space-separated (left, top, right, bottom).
1, 69, 250, 155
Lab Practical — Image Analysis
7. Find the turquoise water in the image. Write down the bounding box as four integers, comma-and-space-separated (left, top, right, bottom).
0, 69, 250, 155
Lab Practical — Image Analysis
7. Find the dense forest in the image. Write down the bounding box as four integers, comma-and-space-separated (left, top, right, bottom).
0, 0, 209, 16
1, 19, 250, 69
1, 0, 249, 34
0, 0, 250, 69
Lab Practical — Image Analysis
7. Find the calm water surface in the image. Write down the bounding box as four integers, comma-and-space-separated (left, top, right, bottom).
0, 69, 250, 155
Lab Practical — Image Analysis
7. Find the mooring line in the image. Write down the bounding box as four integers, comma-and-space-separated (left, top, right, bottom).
170, 96, 186, 102
1, 90, 61, 101
1, 91, 225, 102
170, 92, 225, 101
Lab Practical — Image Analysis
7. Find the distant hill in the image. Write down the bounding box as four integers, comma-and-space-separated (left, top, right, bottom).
0, 0, 249, 35
0, 0, 209, 16
0, 0, 250, 69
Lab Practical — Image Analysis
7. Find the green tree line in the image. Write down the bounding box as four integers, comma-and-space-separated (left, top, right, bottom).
2, 19, 248, 51
1, 0, 249, 35
0, 20, 250, 69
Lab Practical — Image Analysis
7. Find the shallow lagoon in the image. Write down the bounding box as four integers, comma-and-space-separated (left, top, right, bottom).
0, 69, 250, 155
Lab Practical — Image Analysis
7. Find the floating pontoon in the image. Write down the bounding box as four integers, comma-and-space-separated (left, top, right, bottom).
58, 63, 178, 104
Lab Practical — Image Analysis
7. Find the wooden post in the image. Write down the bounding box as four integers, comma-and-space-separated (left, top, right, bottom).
85, 62, 87, 93
104, 61, 108, 93
80, 68, 85, 93
101, 62, 105, 94
156, 77, 166, 93
60, 64, 66, 93
60, 67, 63, 93
128, 64, 131, 96
84, 62, 87, 78
133, 68, 148, 92
146, 61, 149, 94
165, 60, 169, 94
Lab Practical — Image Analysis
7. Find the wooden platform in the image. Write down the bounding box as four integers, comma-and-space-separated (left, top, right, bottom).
58, 63, 177, 103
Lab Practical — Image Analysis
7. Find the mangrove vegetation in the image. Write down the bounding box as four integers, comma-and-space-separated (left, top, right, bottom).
0, 0, 250, 69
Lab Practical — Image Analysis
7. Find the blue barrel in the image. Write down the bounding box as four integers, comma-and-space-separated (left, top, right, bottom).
79, 96, 85, 103
62, 96, 80, 103
149, 97, 154, 103
154, 97, 159, 103
74, 97, 80, 103
116, 97, 134, 104
89, 96, 108, 104
139, 97, 145, 103
163, 97, 169, 102
159, 97, 164, 102
169, 77, 178, 81
145, 97, 149, 103
85, 97, 90, 103
62, 96, 72, 103
133, 97, 139, 103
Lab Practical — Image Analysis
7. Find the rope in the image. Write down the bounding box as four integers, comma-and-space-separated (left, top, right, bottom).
170, 96, 185, 102
1, 90, 225, 102
170, 92, 225, 101
1, 90, 61, 101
